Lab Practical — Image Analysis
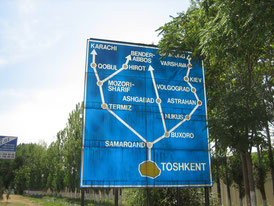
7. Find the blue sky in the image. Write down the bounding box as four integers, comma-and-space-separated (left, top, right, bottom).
0, 0, 190, 145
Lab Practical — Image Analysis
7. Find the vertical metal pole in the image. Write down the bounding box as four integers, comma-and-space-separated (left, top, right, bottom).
81, 189, 85, 206
114, 188, 119, 206
205, 187, 210, 206
147, 188, 150, 206
177, 188, 181, 206
120, 188, 122, 206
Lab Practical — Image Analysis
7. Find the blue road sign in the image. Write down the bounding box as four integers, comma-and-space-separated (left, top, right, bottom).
0, 136, 18, 160
80, 39, 212, 187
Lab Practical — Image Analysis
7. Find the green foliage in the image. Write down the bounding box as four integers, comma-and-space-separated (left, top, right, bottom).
158, 2, 273, 204
125, 188, 205, 206
14, 165, 30, 194
45, 102, 83, 192
229, 153, 245, 198
0, 102, 83, 194
158, 0, 274, 152
0, 178, 4, 200
63, 103, 82, 191
11, 143, 47, 194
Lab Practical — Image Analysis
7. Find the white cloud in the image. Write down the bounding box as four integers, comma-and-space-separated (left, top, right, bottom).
17, 0, 36, 14
0, 88, 25, 98
0, 57, 7, 67
0, 0, 64, 66
0, 84, 83, 145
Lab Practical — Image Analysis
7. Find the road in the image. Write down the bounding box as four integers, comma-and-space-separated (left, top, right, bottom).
0, 194, 40, 206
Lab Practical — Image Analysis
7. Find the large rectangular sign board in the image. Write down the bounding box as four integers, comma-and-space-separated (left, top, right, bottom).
0, 136, 18, 160
80, 38, 212, 187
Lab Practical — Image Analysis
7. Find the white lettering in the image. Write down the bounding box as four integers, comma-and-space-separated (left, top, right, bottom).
98, 63, 117, 70
105, 141, 145, 148
167, 98, 196, 105
170, 132, 194, 138
157, 84, 190, 92
160, 61, 187, 68
164, 113, 184, 120
161, 162, 207, 172
91, 43, 117, 51
123, 96, 155, 104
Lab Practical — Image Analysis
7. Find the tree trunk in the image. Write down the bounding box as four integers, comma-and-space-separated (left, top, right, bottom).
216, 164, 222, 206
238, 184, 243, 206
224, 155, 232, 206
240, 151, 251, 206
246, 152, 257, 206
265, 120, 274, 195
259, 188, 267, 206
256, 145, 267, 206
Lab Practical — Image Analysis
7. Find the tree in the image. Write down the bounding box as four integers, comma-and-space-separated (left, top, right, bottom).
157, 1, 273, 205
46, 136, 65, 193
62, 103, 82, 192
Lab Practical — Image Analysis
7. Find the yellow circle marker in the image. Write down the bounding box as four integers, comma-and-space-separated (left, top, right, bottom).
185, 115, 190, 120
90, 62, 97, 68
101, 103, 108, 110
147, 142, 153, 149
97, 81, 103, 86
164, 132, 170, 138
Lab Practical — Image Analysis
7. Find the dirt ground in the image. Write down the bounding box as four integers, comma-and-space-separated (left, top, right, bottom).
0, 194, 40, 206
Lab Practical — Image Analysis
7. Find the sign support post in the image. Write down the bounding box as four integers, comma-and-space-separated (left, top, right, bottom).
147, 188, 151, 206
114, 189, 119, 206
81, 189, 85, 206
205, 187, 210, 206
177, 188, 181, 206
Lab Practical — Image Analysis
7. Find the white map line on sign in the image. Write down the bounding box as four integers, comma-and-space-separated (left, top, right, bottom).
99, 86, 105, 104
189, 105, 199, 117
169, 119, 187, 134
148, 66, 160, 99
106, 108, 147, 143
148, 65, 167, 133
102, 55, 131, 83
152, 134, 166, 145
92, 67, 100, 82
91, 49, 97, 63
194, 92, 199, 101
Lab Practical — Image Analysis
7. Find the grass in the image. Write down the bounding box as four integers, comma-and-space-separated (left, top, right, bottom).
27, 196, 114, 206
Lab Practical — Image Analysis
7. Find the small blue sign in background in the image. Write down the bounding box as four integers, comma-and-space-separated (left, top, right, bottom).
0, 136, 18, 160
80, 39, 212, 187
